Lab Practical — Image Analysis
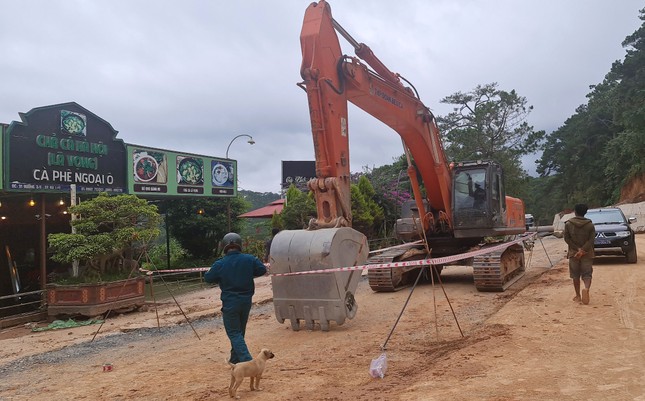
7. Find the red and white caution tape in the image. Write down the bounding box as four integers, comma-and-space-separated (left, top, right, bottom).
140, 263, 272, 275
139, 266, 209, 275
139, 234, 535, 278
271, 233, 536, 277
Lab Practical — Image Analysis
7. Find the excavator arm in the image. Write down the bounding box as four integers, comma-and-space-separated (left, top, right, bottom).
299, 2, 350, 229
299, 0, 453, 233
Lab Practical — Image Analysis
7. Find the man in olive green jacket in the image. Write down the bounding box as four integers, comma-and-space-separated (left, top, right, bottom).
563, 204, 596, 304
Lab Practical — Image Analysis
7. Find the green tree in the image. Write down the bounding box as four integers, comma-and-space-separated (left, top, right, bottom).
522, 176, 565, 226
352, 176, 385, 238
350, 184, 372, 235
536, 8, 645, 210
280, 185, 316, 229
603, 131, 645, 200
612, 9, 645, 135
48, 193, 161, 282
163, 196, 249, 261
356, 155, 410, 234
600, 9, 645, 198
437, 83, 545, 195
144, 237, 189, 270
239, 189, 280, 210
537, 102, 618, 208
270, 211, 283, 231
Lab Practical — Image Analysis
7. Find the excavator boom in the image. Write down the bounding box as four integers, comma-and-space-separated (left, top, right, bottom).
299, 0, 452, 233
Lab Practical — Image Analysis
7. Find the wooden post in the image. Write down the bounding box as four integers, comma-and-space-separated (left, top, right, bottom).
39, 194, 46, 305
71, 184, 79, 277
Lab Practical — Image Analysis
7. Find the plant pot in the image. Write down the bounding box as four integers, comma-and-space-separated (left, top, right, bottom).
46, 276, 146, 318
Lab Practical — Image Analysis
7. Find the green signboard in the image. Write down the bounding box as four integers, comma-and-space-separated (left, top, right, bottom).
126, 144, 236, 197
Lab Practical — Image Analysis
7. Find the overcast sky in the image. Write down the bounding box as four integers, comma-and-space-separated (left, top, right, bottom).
1, 1, 642, 194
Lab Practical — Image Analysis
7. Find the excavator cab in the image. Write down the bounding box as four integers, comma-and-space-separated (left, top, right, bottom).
451, 161, 515, 238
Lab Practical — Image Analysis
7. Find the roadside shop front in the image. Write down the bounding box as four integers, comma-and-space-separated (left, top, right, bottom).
0, 102, 237, 323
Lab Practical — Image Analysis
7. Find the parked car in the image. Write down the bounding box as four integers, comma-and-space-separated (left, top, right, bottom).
586, 207, 637, 263
525, 214, 535, 230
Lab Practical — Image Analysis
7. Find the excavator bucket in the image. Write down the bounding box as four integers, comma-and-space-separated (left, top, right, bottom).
269, 227, 368, 331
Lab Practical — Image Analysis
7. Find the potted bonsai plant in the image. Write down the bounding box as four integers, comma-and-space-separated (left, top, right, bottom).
46, 193, 161, 317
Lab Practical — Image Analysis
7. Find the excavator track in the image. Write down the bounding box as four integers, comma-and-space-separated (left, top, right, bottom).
366, 249, 406, 292
367, 246, 427, 292
473, 243, 525, 292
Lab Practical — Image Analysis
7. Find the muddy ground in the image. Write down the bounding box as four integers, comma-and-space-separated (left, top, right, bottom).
1, 234, 644, 400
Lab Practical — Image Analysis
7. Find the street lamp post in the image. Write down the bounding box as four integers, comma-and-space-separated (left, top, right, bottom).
225, 134, 255, 231
226, 134, 255, 159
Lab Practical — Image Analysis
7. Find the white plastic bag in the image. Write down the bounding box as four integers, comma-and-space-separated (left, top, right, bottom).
369, 352, 387, 378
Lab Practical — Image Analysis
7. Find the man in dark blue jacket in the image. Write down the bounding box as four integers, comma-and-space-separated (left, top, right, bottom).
205, 232, 267, 364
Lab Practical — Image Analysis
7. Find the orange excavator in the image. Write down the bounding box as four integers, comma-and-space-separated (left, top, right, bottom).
269, 0, 526, 331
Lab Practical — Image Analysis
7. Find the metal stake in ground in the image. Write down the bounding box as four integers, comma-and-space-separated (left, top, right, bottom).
148, 268, 202, 340
380, 264, 464, 352
146, 271, 161, 331
91, 243, 201, 342
433, 266, 464, 338
538, 235, 555, 268
380, 265, 425, 351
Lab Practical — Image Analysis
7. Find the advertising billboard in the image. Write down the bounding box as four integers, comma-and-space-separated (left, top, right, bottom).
281, 160, 316, 190
127, 145, 237, 197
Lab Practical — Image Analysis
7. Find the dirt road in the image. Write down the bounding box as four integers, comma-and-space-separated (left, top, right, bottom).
1, 235, 644, 400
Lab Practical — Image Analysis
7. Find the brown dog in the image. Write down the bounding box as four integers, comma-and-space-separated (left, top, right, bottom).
228, 348, 275, 399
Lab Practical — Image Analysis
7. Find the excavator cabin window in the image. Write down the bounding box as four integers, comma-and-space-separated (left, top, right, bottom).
454, 169, 487, 212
